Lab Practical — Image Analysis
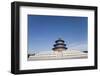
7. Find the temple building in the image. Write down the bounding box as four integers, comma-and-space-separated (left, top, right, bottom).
28, 38, 88, 61
52, 38, 67, 51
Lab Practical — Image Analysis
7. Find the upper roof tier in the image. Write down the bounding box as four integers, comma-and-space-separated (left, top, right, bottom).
55, 38, 65, 43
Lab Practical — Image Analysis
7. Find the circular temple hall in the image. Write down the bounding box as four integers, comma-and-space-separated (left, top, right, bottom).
52, 38, 67, 52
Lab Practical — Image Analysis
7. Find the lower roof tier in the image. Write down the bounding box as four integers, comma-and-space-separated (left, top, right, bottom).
52, 47, 67, 50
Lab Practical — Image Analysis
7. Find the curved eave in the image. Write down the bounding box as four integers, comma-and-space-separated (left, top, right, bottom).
53, 43, 66, 47
55, 40, 64, 43
52, 47, 67, 50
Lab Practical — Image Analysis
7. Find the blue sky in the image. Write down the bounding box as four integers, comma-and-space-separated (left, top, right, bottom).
28, 15, 88, 54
